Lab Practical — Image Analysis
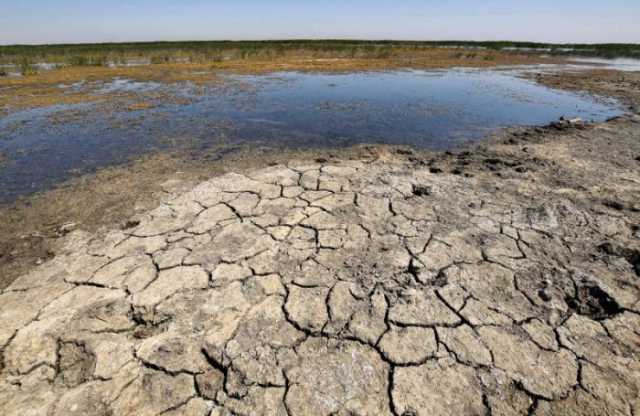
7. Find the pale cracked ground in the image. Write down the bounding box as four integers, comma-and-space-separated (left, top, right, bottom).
1, 136, 640, 415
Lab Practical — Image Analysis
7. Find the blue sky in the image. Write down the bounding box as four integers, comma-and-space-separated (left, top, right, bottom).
1, 0, 638, 45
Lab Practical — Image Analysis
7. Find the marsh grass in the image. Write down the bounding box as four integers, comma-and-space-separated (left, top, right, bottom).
1, 40, 638, 68
19, 58, 38, 76
65, 55, 109, 66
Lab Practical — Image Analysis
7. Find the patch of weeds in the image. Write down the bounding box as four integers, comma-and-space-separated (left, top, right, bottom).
66, 55, 108, 66
208, 54, 224, 63
151, 54, 172, 64
19, 58, 38, 76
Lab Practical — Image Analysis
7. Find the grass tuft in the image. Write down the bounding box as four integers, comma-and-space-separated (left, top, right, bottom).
19, 58, 38, 76
65, 55, 108, 66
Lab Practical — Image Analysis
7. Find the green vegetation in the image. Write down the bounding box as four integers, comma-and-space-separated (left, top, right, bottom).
65, 55, 108, 66
0, 40, 638, 66
19, 58, 38, 76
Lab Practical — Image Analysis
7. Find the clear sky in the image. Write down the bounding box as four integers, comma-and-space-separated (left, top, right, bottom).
1, 0, 639, 45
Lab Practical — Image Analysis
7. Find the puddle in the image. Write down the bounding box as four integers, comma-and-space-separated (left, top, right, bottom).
97, 78, 163, 94
107, 59, 152, 67
567, 57, 640, 72
0, 68, 623, 203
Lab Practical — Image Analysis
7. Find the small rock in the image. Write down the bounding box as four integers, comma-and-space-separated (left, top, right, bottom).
396, 148, 414, 156
602, 199, 625, 211
411, 184, 432, 197
122, 219, 141, 230
58, 222, 78, 235
538, 289, 552, 302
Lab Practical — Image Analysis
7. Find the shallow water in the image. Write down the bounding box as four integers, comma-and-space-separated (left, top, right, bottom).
0, 69, 624, 202
567, 57, 640, 72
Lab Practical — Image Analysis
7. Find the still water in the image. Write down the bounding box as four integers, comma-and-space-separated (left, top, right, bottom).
0, 68, 623, 202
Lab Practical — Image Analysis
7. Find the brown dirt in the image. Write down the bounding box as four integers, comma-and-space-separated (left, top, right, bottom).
0, 144, 401, 290
528, 68, 640, 110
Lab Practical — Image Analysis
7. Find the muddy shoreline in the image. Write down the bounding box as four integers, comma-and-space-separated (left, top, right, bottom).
0, 144, 397, 289
1, 68, 639, 290
529, 68, 640, 110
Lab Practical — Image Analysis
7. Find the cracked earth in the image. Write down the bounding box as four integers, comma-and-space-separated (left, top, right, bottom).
1, 114, 640, 415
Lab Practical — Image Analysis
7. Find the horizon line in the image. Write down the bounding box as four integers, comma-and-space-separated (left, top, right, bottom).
2, 38, 639, 48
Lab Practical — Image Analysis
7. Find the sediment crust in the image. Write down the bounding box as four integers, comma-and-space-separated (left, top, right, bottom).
1, 111, 639, 415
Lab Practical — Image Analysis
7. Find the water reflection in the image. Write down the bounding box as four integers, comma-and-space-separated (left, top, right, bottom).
0, 69, 624, 202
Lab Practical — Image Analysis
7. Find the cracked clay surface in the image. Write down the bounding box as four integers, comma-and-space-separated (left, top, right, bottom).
1, 115, 640, 415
